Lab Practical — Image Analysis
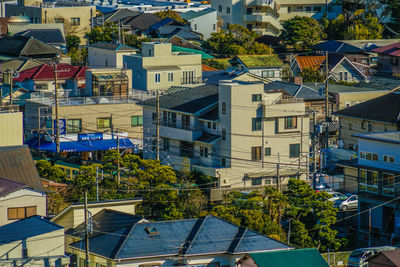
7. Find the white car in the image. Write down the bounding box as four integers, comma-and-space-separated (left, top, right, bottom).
328, 192, 346, 202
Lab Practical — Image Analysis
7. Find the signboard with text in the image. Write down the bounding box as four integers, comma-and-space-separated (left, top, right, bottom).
53, 119, 66, 135
78, 133, 103, 141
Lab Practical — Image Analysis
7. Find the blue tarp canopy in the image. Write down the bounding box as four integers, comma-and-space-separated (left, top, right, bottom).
29, 138, 136, 152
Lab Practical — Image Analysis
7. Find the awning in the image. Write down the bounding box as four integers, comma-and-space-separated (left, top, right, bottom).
30, 138, 136, 153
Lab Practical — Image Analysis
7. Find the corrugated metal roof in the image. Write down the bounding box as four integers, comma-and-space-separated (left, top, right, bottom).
295, 56, 325, 71
372, 42, 400, 57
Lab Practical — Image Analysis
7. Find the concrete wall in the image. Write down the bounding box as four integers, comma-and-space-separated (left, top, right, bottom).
0, 188, 46, 226
88, 47, 136, 69
0, 112, 23, 147
335, 91, 389, 110
186, 10, 218, 39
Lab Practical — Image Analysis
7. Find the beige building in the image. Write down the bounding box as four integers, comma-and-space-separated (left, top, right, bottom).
88, 43, 138, 69
124, 42, 202, 91
0, 111, 23, 147
334, 90, 400, 150
0, 216, 69, 266
6, 0, 96, 42
141, 81, 309, 195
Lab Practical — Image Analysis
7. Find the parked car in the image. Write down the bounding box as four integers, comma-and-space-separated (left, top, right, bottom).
336, 195, 358, 211
328, 192, 347, 202
348, 246, 397, 267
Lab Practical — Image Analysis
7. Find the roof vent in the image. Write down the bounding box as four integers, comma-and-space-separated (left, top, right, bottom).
145, 226, 159, 235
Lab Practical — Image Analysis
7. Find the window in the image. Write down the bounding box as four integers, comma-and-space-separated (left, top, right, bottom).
131, 115, 143, 127
251, 146, 262, 161
218, 5, 222, 12
361, 121, 366, 129
265, 147, 271, 156
383, 173, 395, 196
252, 177, 262, 186
54, 17, 64, 23
384, 155, 395, 163
306, 6, 312, 12
222, 128, 226, 140
366, 152, 372, 160
226, 7, 230, 13
222, 102, 226, 114
208, 122, 211, 128
8, 206, 37, 220
155, 73, 161, 83
152, 112, 158, 123
247, 7, 252, 14
289, 144, 300, 158
344, 72, 349, 81
360, 169, 378, 193
163, 138, 170, 151
221, 158, 226, 167
262, 70, 274, 78
180, 141, 193, 157
67, 119, 82, 133
252, 94, 262, 102
360, 152, 365, 158
284, 116, 297, 129
252, 117, 262, 131
70, 17, 80, 25
182, 114, 190, 130
212, 122, 216, 129
372, 153, 378, 161
339, 72, 343, 81
200, 146, 209, 157
168, 72, 174, 82
194, 24, 197, 31
314, 5, 321, 12
163, 111, 177, 128
213, 24, 216, 30
349, 121, 352, 130
97, 117, 111, 128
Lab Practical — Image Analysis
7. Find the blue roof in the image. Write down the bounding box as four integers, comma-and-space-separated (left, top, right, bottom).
149, 17, 175, 31
264, 81, 324, 100
0, 216, 63, 245
313, 40, 364, 53
71, 216, 290, 260
29, 138, 136, 153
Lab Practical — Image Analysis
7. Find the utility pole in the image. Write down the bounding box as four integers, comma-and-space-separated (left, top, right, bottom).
298, 115, 303, 178
324, 50, 329, 150
277, 153, 280, 193
261, 103, 265, 169
156, 91, 160, 161
117, 134, 120, 184
96, 166, 99, 202
8, 70, 13, 107
312, 111, 317, 190
54, 61, 60, 154
369, 208, 372, 247
84, 191, 89, 266
287, 218, 291, 245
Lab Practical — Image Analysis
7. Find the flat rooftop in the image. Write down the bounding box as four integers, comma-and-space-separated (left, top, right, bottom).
353, 131, 400, 145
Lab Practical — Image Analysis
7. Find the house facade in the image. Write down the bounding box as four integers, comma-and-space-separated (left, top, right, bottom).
123, 42, 202, 91
180, 8, 218, 39
211, 0, 341, 36
0, 111, 23, 147
372, 42, 400, 75
337, 132, 400, 237
140, 81, 309, 191
236, 55, 283, 81
88, 42, 137, 69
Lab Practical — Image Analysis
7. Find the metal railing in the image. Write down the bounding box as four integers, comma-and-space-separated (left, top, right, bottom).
273, 95, 304, 105
181, 77, 202, 85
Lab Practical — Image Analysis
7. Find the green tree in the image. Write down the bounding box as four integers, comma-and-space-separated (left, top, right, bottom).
35, 160, 65, 182
67, 47, 87, 65
299, 67, 325, 83
47, 192, 68, 215
86, 22, 118, 44
154, 10, 186, 24
66, 35, 80, 51
281, 16, 326, 51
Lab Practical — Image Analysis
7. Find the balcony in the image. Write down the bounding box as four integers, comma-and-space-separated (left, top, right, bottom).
243, 13, 282, 31
158, 121, 202, 143
181, 77, 202, 85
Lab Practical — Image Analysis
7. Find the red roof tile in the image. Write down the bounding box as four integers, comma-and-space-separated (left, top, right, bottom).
372, 42, 400, 57
15, 63, 86, 82
202, 64, 218, 72
296, 56, 325, 71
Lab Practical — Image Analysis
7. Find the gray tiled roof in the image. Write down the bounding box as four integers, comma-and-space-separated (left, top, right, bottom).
16, 29, 66, 45
124, 13, 162, 31
0, 146, 43, 190
0, 177, 27, 197
264, 81, 324, 100
140, 85, 218, 114
70, 216, 290, 260
0, 36, 60, 57
334, 90, 400, 123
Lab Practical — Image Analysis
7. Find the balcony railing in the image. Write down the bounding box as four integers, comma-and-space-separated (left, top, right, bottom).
157, 120, 200, 132
181, 77, 202, 85
273, 95, 304, 105
360, 183, 378, 193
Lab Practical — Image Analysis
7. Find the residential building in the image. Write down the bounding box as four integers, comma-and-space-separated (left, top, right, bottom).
140, 81, 309, 192
0, 111, 23, 147
51, 198, 143, 231
336, 132, 400, 237
0, 145, 46, 226
84, 68, 133, 97
372, 42, 400, 75
180, 8, 218, 39
123, 12, 161, 35
0, 216, 69, 266
7, 21, 65, 37
211, 0, 341, 36
0, 177, 46, 226
0, 35, 60, 62
236, 249, 328, 267
5, 0, 96, 43
334, 91, 400, 150
368, 249, 400, 267
235, 54, 283, 81
148, 18, 202, 41
24, 92, 147, 160
14, 63, 86, 96
291, 54, 368, 83
0, 57, 43, 73
93, 8, 140, 26
88, 42, 138, 69
123, 42, 202, 91
69, 215, 291, 266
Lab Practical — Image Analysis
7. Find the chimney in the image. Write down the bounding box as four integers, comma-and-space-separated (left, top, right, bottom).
291, 76, 303, 85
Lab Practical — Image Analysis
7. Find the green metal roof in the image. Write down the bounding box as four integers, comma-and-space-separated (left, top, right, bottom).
237, 54, 283, 68
249, 248, 329, 267
172, 46, 214, 59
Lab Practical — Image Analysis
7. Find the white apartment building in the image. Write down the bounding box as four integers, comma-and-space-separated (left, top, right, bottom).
140, 80, 309, 191
211, 0, 341, 36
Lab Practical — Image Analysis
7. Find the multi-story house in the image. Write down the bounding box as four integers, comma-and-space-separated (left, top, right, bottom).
337, 131, 400, 238
24, 92, 147, 160
180, 8, 218, 39
211, 0, 341, 36
5, 0, 96, 43
334, 90, 400, 150
88, 42, 137, 69
140, 80, 309, 191
123, 42, 202, 91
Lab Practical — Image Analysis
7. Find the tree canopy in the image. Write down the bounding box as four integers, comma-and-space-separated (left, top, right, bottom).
154, 10, 186, 24
86, 22, 119, 44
